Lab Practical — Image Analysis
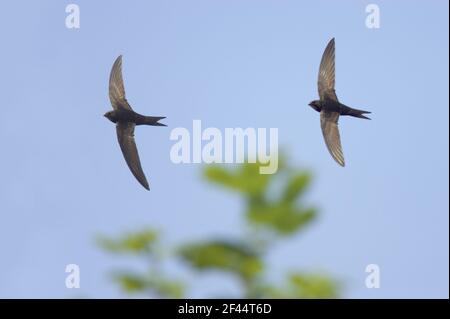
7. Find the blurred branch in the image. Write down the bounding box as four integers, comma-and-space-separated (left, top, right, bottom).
99, 153, 339, 298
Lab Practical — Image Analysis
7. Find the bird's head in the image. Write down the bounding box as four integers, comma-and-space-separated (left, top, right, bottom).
308, 100, 322, 112
104, 111, 117, 123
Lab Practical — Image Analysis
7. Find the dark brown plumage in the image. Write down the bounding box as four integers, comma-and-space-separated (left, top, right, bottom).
104, 55, 166, 190
309, 38, 371, 167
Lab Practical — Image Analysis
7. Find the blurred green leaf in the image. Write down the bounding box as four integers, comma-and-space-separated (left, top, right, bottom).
247, 204, 316, 235
204, 163, 270, 197
112, 271, 184, 298
154, 279, 184, 299
179, 240, 263, 280
257, 273, 339, 299
113, 273, 147, 293
281, 172, 311, 203
287, 273, 339, 299
97, 229, 158, 254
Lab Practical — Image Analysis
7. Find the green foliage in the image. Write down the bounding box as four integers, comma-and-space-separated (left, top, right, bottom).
260, 273, 340, 299
98, 229, 184, 298
99, 154, 339, 298
287, 273, 340, 298
97, 229, 158, 254
247, 204, 316, 235
113, 273, 147, 292
204, 164, 270, 198
179, 240, 263, 281
282, 173, 311, 203
112, 272, 184, 298
204, 161, 316, 235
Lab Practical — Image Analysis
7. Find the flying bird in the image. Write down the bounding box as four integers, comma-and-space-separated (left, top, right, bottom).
104, 55, 166, 190
309, 38, 371, 167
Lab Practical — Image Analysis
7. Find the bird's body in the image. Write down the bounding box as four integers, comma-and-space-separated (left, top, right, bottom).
309, 99, 371, 120
104, 55, 166, 190
105, 108, 165, 126
309, 38, 371, 167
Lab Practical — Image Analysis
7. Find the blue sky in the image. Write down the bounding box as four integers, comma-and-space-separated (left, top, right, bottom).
0, 0, 448, 298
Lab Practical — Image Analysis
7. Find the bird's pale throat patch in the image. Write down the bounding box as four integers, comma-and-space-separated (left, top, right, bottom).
170, 120, 279, 174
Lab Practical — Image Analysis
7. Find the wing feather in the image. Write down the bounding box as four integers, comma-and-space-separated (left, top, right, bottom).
109, 55, 133, 111
116, 122, 150, 190
320, 111, 345, 167
318, 38, 338, 101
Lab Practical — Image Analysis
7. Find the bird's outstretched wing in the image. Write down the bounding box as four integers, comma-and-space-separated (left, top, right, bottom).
109, 55, 133, 111
116, 122, 150, 190
320, 111, 345, 167
318, 38, 338, 101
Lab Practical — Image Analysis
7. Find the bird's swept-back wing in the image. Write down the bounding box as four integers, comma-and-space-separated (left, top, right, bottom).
318, 38, 338, 101
116, 122, 150, 190
320, 111, 345, 167
109, 55, 133, 111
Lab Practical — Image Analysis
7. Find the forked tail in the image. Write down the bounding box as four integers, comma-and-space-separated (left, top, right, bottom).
342, 105, 371, 120
144, 116, 167, 126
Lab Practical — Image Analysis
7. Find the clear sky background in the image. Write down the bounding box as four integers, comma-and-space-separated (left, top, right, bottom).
0, 1, 448, 298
